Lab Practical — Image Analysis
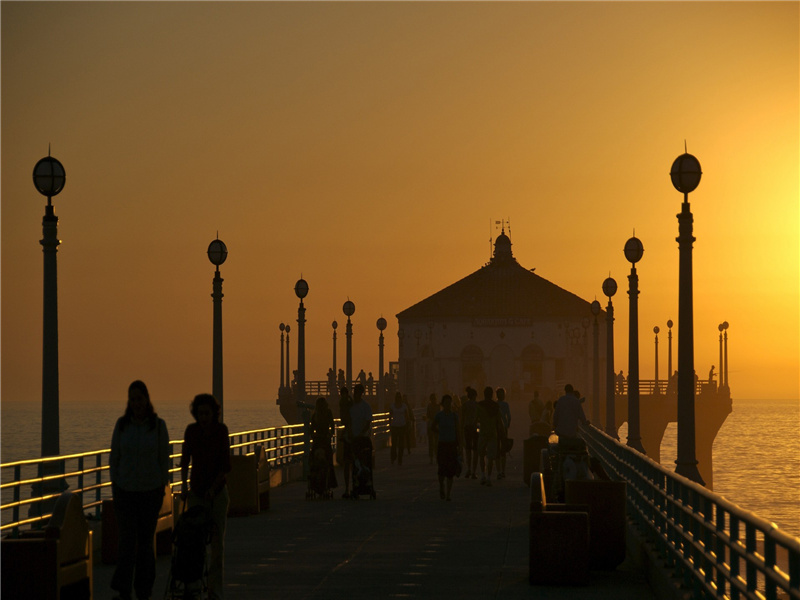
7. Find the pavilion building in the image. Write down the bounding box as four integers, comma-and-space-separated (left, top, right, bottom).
395, 229, 607, 408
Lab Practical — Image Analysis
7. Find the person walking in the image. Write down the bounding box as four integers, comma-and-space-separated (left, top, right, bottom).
180, 394, 231, 600
496, 387, 511, 480
338, 387, 354, 498
476, 386, 500, 486
461, 387, 479, 479
389, 392, 408, 466
432, 395, 461, 501
109, 380, 170, 600
310, 396, 338, 492
425, 393, 440, 465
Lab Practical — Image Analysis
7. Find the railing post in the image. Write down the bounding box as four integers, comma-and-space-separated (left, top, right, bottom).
12, 465, 21, 538
77, 456, 84, 503
95, 453, 102, 517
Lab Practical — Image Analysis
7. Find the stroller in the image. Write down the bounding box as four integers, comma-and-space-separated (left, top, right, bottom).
350, 436, 376, 500
164, 501, 213, 599
306, 438, 337, 500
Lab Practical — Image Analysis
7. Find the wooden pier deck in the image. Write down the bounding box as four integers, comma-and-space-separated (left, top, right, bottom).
93, 436, 656, 600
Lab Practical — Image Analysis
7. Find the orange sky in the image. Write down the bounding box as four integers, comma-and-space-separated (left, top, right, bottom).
2, 2, 798, 411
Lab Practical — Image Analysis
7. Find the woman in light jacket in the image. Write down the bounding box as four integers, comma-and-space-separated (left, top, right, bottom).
109, 380, 170, 600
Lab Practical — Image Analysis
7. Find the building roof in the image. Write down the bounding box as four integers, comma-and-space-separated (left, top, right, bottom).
396, 231, 596, 321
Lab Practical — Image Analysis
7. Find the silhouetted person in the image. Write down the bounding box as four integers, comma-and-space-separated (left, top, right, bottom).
180, 393, 231, 600
496, 387, 511, 480
310, 396, 337, 492
616, 371, 625, 395
461, 387, 479, 479
389, 392, 407, 466
553, 383, 587, 449
425, 393, 440, 465
357, 369, 367, 390
367, 372, 374, 395
403, 394, 414, 455
110, 380, 170, 600
709, 365, 716, 383
432, 395, 461, 501
337, 369, 345, 390
338, 387, 354, 498
477, 386, 500, 485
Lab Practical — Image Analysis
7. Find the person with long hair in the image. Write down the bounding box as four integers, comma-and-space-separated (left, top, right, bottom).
180, 393, 231, 600
109, 380, 170, 600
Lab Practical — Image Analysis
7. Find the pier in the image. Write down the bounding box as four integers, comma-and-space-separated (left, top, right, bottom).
3, 409, 798, 600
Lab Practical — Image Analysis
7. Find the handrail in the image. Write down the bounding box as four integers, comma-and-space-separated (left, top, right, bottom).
580, 423, 800, 600
1, 412, 390, 537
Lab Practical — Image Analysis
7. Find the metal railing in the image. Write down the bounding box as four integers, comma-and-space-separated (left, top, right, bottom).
581, 423, 800, 600
1, 413, 390, 537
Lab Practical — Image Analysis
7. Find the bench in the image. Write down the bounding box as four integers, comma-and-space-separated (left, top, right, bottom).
529, 472, 590, 586
2, 491, 93, 599
101, 484, 173, 564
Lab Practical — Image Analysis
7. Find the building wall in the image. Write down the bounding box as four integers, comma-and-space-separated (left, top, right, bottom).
398, 317, 607, 407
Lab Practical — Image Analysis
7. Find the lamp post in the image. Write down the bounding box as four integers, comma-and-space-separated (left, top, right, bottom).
722, 321, 729, 391
672, 150, 704, 485
207, 238, 227, 423
332, 320, 338, 389
377, 317, 387, 411
33, 154, 66, 458
285, 324, 291, 395
591, 300, 601, 424
343, 300, 355, 390
654, 326, 660, 394
667, 320, 674, 382
279, 323, 286, 390
625, 235, 646, 454
718, 323, 724, 391
602, 277, 618, 438
294, 278, 308, 405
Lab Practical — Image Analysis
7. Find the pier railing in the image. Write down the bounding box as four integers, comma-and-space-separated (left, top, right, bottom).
581, 423, 800, 600
0, 412, 390, 537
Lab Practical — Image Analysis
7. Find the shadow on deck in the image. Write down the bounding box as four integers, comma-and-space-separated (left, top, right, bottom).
93, 439, 655, 600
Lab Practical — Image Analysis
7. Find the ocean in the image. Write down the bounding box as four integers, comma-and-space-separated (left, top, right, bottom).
1, 397, 798, 537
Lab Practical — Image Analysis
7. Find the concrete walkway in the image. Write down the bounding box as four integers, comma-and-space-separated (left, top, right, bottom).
93, 436, 655, 600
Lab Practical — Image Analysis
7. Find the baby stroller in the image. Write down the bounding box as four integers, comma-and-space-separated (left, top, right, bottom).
350, 436, 376, 500
306, 438, 337, 500
164, 501, 213, 599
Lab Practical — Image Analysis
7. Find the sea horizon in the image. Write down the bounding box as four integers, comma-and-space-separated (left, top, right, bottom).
2, 397, 798, 538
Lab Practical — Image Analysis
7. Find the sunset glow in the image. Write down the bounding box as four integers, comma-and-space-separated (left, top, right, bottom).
2, 2, 797, 408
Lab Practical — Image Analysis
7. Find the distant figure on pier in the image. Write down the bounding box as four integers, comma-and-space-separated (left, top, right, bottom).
109, 380, 170, 600
529, 391, 543, 426
327, 368, 336, 397
709, 365, 716, 384
338, 387, 354, 499
426, 393, 440, 465
357, 369, 367, 390
496, 387, 511, 480
666, 370, 678, 395
553, 384, 588, 450
389, 392, 408, 466
615, 371, 625, 395
477, 386, 500, 486
180, 393, 231, 600
309, 397, 337, 494
367, 372, 374, 395
403, 394, 415, 455
337, 369, 345, 390
432, 395, 461, 501
349, 384, 374, 497
461, 387, 479, 479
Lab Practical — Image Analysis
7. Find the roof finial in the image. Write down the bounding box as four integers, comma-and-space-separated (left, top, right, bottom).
684, 139, 688, 153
